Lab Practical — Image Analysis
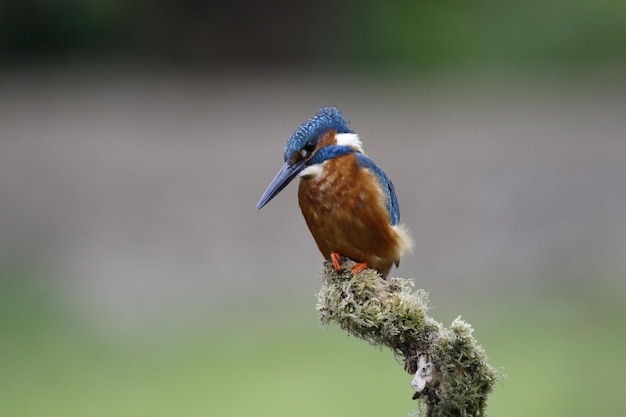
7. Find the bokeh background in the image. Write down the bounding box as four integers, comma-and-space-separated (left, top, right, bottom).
1, 1, 625, 416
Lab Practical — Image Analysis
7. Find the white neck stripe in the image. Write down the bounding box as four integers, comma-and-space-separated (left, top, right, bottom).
335, 133, 364, 152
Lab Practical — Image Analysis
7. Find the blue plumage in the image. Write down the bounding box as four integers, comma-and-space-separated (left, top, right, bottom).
356, 153, 400, 226
308, 145, 354, 165
283, 107, 353, 162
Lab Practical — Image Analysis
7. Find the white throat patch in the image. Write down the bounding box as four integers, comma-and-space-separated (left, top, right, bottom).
297, 163, 324, 178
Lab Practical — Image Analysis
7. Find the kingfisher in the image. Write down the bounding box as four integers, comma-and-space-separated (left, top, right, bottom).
256, 107, 413, 279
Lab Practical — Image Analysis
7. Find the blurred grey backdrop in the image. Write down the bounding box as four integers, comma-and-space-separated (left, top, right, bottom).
2, 72, 625, 318
1, 2, 625, 417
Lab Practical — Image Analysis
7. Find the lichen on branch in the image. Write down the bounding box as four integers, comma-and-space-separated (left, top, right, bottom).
316, 260, 499, 417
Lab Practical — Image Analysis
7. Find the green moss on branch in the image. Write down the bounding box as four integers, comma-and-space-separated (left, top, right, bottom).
316, 260, 498, 417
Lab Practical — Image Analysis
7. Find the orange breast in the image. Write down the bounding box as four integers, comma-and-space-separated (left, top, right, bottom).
297, 153, 402, 277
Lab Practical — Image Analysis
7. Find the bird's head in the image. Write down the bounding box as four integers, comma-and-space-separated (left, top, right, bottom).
256, 107, 363, 209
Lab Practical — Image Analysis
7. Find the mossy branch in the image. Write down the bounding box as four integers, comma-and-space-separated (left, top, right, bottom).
316, 260, 499, 417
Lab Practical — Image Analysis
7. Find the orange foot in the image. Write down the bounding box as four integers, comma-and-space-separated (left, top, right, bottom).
351, 262, 368, 275
330, 252, 342, 271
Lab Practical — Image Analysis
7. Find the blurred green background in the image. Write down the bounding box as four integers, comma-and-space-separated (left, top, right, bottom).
1, 1, 626, 416
2, 0, 626, 71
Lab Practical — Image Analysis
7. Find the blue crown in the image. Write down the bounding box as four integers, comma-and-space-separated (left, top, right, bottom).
283, 107, 353, 162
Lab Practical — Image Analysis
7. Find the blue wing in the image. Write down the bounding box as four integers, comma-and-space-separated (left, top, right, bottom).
356, 153, 400, 226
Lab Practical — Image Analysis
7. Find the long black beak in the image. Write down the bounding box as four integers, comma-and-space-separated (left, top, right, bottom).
256, 159, 307, 209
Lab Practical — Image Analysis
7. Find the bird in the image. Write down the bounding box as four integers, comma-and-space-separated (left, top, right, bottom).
256, 107, 413, 279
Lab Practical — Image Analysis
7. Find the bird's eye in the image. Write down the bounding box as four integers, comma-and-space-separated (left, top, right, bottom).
301, 139, 317, 159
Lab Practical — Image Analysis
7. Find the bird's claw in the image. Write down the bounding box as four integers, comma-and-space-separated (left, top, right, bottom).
330, 252, 342, 271
350, 262, 368, 275
330, 252, 368, 276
